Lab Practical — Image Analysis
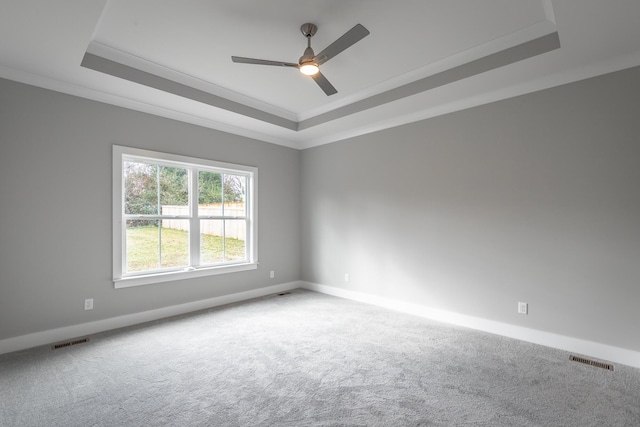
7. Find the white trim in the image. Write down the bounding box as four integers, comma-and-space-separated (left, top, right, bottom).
0, 64, 300, 149
296, 49, 640, 150
4, 49, 640, 151
4, 280, 639, 369
86, 41, 299, 123
542, 0, 557, 24
113, 262, 258, 288
116, 145, 258, 174
297, 19, 558, 122
0, 281, 302, 356
301, 282, 640, 370
113, 145, 124, 281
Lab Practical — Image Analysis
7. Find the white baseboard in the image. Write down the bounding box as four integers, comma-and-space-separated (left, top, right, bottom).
301, 281, 640, 370
4, 280, 639, 370
0, 281, 301, 356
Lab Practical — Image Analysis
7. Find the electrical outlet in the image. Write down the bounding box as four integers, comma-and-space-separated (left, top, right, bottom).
344, 273, 350, 282
84, 299, 94, 310
518, 302, 528, 315
270, 270, 275, 279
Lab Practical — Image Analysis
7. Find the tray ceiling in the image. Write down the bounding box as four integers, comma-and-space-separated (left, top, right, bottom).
1, 1, 640, 148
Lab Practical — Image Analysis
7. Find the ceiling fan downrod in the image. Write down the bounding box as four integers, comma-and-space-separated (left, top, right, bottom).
299, 23, 319, 75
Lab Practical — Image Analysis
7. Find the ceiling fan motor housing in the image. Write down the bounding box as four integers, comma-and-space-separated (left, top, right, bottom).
300, 47, 315, 64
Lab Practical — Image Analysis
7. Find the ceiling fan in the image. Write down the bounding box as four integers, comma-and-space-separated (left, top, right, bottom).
231, 23, 370, 96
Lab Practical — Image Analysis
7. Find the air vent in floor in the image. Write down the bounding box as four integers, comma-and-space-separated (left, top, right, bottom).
51, 337, 90, 350
569, 354, 614, 371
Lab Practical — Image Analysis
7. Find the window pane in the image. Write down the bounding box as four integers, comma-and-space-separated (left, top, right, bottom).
198, 171, 223, 216
126, 220, 190, 273
124, 161, 158, 215
126, 220, 160, 272
223, 174, 246, 216
160, 219, 189, 269
200, 219, 224, 265
200, 219, 246, 265
224, 219, 247, 261
159, 166, 188, 214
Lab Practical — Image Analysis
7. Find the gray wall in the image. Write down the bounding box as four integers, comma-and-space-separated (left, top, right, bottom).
2, 65, 640, 353
301, 66, 640, 352
0, 78, 300, 341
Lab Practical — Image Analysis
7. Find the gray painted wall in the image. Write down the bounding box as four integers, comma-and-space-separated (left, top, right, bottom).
301, 66, 640, 352
2, 65, 640, 353
0, 78, 300, 341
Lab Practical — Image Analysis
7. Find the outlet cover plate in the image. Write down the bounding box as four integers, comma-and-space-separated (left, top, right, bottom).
518, 301, 528, 315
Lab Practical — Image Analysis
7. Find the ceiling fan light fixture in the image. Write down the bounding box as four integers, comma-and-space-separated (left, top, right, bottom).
231, 23, 369, 95
299, 62, 319, 75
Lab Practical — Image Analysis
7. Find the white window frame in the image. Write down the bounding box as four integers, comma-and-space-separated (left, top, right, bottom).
113, 145, 258, 288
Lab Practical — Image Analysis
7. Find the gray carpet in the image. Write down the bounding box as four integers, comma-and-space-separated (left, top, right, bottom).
1, 289, 639, 426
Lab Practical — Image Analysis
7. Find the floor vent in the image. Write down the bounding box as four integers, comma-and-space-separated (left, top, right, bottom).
278, 291, 292, 296
51, 337, 90, 350
569, 354, 614, 371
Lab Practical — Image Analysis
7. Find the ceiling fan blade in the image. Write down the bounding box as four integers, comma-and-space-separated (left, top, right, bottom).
314, 24, 370, 65
311, 71, 338, 96
231, 56, 298, 67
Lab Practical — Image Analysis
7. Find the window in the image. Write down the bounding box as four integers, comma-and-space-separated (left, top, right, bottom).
113, 145, 257, 288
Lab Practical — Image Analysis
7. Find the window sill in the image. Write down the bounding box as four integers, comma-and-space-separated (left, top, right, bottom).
114, 262, 258, 289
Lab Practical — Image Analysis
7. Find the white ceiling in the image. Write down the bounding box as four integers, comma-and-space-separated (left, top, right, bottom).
1, 0, 640, 149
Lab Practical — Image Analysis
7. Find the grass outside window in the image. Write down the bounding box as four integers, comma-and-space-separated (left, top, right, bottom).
126, 226, 246, 272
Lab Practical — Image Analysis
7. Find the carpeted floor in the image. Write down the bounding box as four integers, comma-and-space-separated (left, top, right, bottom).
1, 289, 639, 426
